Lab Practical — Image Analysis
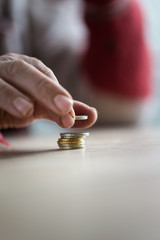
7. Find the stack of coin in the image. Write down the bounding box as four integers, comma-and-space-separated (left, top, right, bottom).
57, 132, 89, 150
57, 115, 89, 150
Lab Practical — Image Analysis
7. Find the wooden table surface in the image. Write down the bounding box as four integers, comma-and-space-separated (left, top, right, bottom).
0, 121, 160, 240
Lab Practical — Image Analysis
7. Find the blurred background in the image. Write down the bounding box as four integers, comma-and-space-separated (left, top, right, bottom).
29, 0, 160, 132
1, 0, 160, 131
32, 0, 160, 136
139, 0, 160, 123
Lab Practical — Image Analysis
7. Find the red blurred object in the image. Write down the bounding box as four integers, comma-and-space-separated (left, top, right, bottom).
0, 133, 10, 147
83, 0, 152, 99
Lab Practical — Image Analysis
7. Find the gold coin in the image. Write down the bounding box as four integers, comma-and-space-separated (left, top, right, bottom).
58, 137, 85, 141
59, 146, 85, 150
58, 143, 85, 147
58, 131, 89, 150
60, 136, 85, 139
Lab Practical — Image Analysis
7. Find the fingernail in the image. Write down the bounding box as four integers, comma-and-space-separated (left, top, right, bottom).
54, 94, 73, 113
13, 97, 33, 116
61, 113, 75, 128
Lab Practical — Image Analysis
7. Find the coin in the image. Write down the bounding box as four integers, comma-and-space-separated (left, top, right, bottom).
58, 139, 85, 144
60, 132, 89, 137
59, 146, 85, 150
75, 115, 88, 120
58, 132, 89, 150
58, 144, 85, 147
58, 115, 89, 150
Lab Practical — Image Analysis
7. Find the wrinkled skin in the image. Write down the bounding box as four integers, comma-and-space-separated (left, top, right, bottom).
0, 53, 97, 130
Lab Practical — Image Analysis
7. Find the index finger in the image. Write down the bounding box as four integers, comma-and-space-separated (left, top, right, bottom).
0, 60, 73, 116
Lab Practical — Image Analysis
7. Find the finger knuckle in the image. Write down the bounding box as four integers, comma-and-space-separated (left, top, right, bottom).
45, 67, 54, 77
29, 58, 55, 79
37, 80, 51, 95
5, 53, 16, 59
0, 53, 15, 62
7, 59, 26, 76
29, 57, 44, 69
30, 57, 42, 66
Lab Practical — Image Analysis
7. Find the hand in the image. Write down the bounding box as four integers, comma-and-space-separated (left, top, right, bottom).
0, 53, 97, 129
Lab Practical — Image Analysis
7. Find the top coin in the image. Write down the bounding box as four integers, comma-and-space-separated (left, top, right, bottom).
60, 132, 89, 137
75, 115, 88, 120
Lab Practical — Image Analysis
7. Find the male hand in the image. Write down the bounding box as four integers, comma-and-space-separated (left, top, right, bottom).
0, 53, 97, 129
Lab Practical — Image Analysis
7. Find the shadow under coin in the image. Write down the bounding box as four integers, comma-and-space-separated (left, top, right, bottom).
0, 148, 59, 159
